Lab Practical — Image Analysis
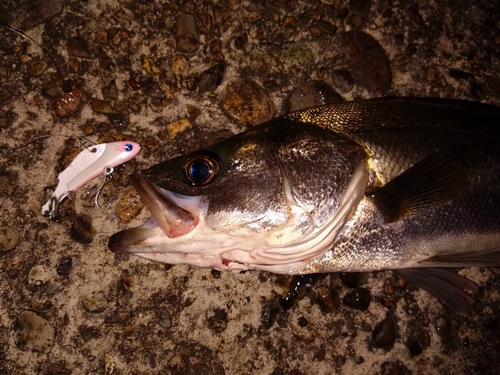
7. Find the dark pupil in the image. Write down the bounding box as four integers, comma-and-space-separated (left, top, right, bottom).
188, 160, 210, 182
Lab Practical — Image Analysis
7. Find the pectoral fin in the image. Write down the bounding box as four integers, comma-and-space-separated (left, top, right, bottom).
370, 146, 472, 223
396, 268, 479, 315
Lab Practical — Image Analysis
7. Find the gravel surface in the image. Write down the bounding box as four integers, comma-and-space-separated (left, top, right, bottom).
1, 0, 500, 374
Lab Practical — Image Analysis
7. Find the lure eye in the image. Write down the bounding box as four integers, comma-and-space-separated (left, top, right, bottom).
124, 143, 133, 152
183, 153, 219, 186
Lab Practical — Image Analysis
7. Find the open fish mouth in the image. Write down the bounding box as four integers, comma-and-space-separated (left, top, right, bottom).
108, 173, 251, 272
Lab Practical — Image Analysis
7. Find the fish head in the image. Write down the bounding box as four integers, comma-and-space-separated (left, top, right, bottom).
109, 119, 368, 273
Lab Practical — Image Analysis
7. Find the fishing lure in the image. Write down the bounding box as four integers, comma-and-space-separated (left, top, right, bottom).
42, 141, 141, 218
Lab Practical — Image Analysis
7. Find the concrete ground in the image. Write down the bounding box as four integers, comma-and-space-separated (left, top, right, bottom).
1, 0, 499, 374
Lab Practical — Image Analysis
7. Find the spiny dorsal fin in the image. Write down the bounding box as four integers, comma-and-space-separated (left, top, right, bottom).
370, 146, 472, 223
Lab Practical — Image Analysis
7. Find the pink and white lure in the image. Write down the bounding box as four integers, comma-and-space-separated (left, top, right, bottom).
42, 141, 141, 218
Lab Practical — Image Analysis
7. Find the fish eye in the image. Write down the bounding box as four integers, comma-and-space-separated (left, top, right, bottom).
183, 153, 219, 186
124, 143, 133, 152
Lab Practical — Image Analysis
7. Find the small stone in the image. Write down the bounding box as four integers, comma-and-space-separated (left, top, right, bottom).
316, 286, 340, 312
82, 292, 108, 313
331, 69, 355, 93
15, 311, 55, 352
70, 215, 96, 244
260, 300, 280, 329
108, 113, 130, 129
66, 36, 90, 58
176, 14, 200, 53
53, 88, 83, 117
28, 265, 49, 285
342, 287, 371, 311
66, 58, 79, 73
91, 99, 114, 114
207, 308, 228, 333
226, 0, 240, 10
142, 57, 161, 74
102, 80, 118, 100
116, 185, 143, 223
211, 269, 221, 279
9, 0, 63, 29
167, 118, 193, 138
39, 362, 71, 375
198, 62, 225, 93
243, 43, 318, 78
221, 79, 275, 126
233, 34, 248, 50
198, 13, 212, 31
316, 20, 337, 34
158, 308, 172, 329
56, 257, 73, 276
41, 84, 62, 99
372, 316, 398, 349
95, 29, 108, 43
332, 31, 392, 95
26, 59, 47, 76
171, 55, 190, 78
406, 336, 423, 356
140, 77, 166, 99
0, 226, 20, 251
298, 316, 308, 327
284, 80, 342, 113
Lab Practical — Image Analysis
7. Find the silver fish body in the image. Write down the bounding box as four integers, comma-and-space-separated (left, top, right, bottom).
109, 98, 500, 312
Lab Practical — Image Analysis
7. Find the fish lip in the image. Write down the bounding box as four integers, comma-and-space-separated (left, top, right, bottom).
128, 172, 199, 238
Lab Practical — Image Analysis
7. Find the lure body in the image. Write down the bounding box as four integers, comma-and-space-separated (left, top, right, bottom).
42, 141, 141, 217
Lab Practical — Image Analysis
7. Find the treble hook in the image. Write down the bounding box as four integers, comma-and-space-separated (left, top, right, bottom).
42, 186, 59, 219
94, 166, 114, 210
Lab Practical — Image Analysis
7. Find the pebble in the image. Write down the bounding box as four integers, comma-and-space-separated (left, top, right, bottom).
316, 285, 340, 312
166, 118, 193, 138
284, 80, 343, 113
331, 69, 355, 93
53, 88, 83, 117
172, 55, 190, 81
56, 257, 73, 276
42, 83, 62, 99
28, 265, 49, 285
26, 59, 47, 76
15, 310, 55, 352
39, 362, 71, 375
332, 31, 392, 96
243, 43, 317, 77
298, 316, 308, 327
116, 185, 143, 223
140, 77, 166, 99
226, 0, 240, 10
221, 79, 275, 126
108, 113, 130, 129
372, 316, 398, 349
70, 214, 97, 244
165, 342, 225, 375
176, 14, 200, 53
91, 99, 114, 114
82, 292, 108, 313
158, 308, 172, 329
9, 0, 62, 29
260, 300, 280, 329
198, 62, 225, 93
102, 80, 118, 100
66, 36, 90, 58
207, 308, 228, 333
0, 226, 20, 251
342, 287, 371, 311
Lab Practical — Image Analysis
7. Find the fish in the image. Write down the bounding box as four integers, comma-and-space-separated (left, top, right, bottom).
109, 97, 500, 313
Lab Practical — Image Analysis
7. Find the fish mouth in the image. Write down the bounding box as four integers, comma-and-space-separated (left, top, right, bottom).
108, 173, 250, 272
108, 172, 200, 252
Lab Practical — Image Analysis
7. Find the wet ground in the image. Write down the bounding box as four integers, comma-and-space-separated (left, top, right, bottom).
1, 0, 500, 374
